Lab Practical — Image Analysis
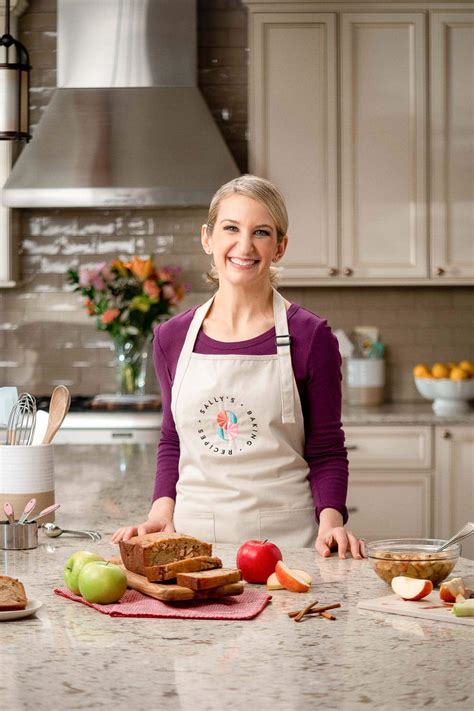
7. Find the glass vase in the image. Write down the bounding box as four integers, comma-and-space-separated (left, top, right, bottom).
111, 334, 151, 396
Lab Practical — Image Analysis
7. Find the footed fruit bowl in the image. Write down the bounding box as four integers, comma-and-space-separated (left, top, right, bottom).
414, 378, 474, 416
367, 538, 460, 586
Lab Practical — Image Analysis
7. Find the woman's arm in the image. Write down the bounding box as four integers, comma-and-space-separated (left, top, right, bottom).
303, 320, 363, 558
111, 323, 180, 543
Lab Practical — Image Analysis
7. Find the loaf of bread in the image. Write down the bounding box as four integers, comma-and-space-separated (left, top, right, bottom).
194, 582, 244, 599
0, 575, 27, 611
176, 568, 242, 591
144, 555, 222, 582
119, 532, 212, 576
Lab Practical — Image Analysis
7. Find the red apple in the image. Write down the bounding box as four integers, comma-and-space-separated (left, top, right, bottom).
236, 539, 283, 583
391, 576, 433, 601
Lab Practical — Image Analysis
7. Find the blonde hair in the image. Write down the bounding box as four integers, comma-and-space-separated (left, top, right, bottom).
205, 174, 288, 286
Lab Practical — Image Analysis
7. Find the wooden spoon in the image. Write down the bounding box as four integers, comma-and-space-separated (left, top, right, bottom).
42, 385, 71, 444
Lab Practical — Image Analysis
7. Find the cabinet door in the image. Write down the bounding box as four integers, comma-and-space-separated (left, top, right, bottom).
345, 426, 432, 470
430, 12, 474, 282
435, 426, 474, 560
347, 474, 431, 539
249, 13, 338, 283
341, 13, 428, 280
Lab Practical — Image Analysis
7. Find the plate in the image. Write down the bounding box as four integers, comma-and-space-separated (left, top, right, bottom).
0, 598, 43, 621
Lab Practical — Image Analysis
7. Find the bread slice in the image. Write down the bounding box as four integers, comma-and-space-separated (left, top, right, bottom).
144, 555, 222, 582
0, 575, 27, 611
176, 568, 242, 591
194, 582, 244, 599
119, 532, 212, 576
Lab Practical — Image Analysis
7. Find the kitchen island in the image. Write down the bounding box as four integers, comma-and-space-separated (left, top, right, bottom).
1, 444, 473, 711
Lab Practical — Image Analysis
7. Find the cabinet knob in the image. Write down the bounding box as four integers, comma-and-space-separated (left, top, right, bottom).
436, 267, 446, 276
328, 267, 338, 276
443, 430, 451, 439
343, 267, 353, 277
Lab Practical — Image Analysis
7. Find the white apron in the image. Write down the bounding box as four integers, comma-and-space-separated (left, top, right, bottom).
171, 288, 317, 548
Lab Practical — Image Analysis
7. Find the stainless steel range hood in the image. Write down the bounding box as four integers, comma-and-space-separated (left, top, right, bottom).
2, 0, 239, 208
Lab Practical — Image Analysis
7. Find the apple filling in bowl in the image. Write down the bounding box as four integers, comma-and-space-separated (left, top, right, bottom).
366, 539, 460, 586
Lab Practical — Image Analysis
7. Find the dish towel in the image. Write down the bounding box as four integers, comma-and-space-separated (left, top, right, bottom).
53, 587, 272, 620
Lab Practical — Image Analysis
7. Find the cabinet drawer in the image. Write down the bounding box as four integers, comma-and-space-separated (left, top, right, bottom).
347, 474, 431, 539
344, 426, 432, 470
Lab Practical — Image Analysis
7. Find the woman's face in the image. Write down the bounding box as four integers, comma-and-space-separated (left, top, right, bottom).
201, 194, 287, 288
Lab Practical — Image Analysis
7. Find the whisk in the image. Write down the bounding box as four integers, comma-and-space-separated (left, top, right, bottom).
6, 393, 37, 445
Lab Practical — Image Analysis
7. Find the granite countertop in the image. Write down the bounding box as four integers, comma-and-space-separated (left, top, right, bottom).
1, 444, 473, 711
342, 401, 474, 426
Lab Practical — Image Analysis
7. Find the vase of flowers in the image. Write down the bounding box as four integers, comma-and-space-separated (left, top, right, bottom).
67, 257, 188, 396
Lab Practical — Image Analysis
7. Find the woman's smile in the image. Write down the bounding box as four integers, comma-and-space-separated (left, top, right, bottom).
228, 256, 259, 269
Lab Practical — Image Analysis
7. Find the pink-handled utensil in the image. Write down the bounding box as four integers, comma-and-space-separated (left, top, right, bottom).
27, 503, 61, 524
18, 498, 37, 524
3, 502, 15, 525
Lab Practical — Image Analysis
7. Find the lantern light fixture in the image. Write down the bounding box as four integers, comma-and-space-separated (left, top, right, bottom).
0, 0, 31, 141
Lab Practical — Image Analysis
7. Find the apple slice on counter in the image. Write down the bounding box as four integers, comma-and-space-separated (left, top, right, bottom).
274, 561, 311, 593
267, 568, 312, 591
391, 576, 433, 601
452, 599, 474, 617
439, 577, 466, 603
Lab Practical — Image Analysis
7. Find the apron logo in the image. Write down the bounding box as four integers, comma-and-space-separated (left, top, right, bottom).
197, 395, 258, 455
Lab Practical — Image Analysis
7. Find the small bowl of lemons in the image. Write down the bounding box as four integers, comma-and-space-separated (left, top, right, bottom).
414, 360, 474, 415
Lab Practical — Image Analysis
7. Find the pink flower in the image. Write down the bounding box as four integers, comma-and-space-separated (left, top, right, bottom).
162, 283, 176, 303
79, 265, 105, 290
143, 279, 160, 299
101, 308, 120, 325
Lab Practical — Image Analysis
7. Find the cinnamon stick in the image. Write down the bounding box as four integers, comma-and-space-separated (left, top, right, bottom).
292, 599, 319, 622
288, 602, 341, 620
319, 611, 336, 620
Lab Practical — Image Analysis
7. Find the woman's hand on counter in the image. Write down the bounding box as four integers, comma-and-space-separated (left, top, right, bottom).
111, 516, 175, 543
110, 496, 176, 543
315, 508, 365, 559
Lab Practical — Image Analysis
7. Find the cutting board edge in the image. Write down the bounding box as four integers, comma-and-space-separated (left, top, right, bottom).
357, 595, 474, 626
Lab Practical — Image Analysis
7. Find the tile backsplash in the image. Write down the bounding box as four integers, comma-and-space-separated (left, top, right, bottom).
0, 1, 472, 402
1, 207, 472, 401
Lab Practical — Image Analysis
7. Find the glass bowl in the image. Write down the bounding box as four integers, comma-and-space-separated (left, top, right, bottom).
367, 538, 460, 586
414, 377, 474, 416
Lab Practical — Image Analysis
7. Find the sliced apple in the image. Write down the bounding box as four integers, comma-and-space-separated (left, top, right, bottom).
266, 569, 312, 591
439, 577, 466, 603
391, 576, 433, 601
274, 561, 311, 593
452, 599, 474, 617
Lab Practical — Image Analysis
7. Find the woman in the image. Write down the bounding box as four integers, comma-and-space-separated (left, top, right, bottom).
112, 175, 363, 558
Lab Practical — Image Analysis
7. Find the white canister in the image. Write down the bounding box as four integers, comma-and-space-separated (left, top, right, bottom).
345, 358, 385, 406
0, 444, 55, 522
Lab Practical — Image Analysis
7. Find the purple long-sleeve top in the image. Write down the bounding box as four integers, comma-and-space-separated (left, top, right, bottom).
152, 302, 349, 524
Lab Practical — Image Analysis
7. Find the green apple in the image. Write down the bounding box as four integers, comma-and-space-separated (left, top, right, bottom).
452, 599, 474, 617
78, 561, 127, 604
64, 550, 104, 595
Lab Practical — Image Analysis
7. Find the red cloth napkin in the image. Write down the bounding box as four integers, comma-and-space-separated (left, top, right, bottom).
53, 587, 272, 620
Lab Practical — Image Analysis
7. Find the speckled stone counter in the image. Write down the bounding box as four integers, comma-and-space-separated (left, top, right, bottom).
342, 401, 474, 425
1, 445, 473, 711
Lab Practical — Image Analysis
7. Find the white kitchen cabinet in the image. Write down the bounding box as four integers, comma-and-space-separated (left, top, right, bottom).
249, 12, 338, 281
430, 11, 474, 282
345, 425, 432, 539
434, 425, 474, 560
347, 474, 431, 539
340, 12, 427, 280
244, 1, 473, 286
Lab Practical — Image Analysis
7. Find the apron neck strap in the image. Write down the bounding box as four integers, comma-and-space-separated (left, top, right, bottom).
174, 288, 295, 424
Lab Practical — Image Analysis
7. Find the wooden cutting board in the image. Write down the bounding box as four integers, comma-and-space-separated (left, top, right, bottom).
109, 559, 243, 602
358, 592, 474, 626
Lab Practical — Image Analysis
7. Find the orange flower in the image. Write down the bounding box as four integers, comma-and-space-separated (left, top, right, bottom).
111, 259, 128, 277
143, 279, 160, 299
85, 298, 95, 315
124, 257, 154, 281
101, 308, 120, 325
